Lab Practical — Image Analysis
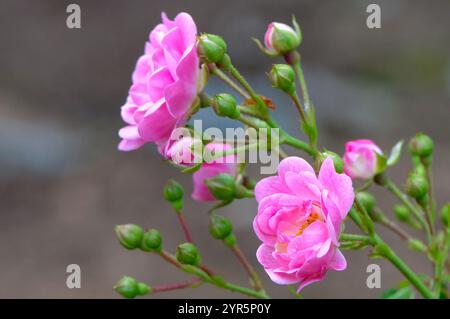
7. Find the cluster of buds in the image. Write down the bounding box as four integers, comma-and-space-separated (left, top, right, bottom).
115, 224, 162, 252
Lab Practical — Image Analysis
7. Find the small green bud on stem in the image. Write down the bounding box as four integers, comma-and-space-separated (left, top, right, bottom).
198, 34, 227, 64
140, 229, 162, 252
114, 276, 150, 299
212, 93, 240, 119
163, 179, 184, 212
408, 133, 434, 158
115, 224, 144, 250
269, 64, 296, 94
205, 173, 236, 201
209, 214, 233, 240
176, 243, 201, 266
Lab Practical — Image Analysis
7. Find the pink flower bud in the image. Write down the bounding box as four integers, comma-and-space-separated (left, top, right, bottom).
343, 139, 383, 179
264, 22, 301, 55
253, 157, 354, 292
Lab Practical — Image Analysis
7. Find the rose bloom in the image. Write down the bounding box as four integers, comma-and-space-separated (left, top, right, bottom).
118, 12, 199, 154
343, 139, 383, 179
253, 157, 354, 291
192, 142, 237, 202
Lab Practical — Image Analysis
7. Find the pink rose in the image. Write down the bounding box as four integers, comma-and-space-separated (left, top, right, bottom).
118, 12, 200, 154
253, 157, 354, 292
343, 139, 383, 179
192, 143, 237, 202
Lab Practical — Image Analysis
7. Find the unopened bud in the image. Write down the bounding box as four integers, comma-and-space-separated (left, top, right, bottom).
212, 93, 240, 119
114, 276, 150, 299
394, 204, 410, 222
204, 173, 236, 201
264, 21, 301, 55
209, 214, 233, 240
140, 229, 162, 252
269, 64, 295, 94
408, 133, 434, 158
163, 179, 184, 211
406, 173, 428, 199
115, 224, 144, 250
198, 34, 227, 63
176, 243, 201, 266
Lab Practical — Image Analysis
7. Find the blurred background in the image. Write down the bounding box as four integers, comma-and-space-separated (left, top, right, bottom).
0, 0, 449, 298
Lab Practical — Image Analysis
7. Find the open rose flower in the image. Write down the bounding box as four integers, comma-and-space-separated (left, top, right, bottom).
253, 157, 354, 292
343, 139, 383, 179
192, 143, 237, 202
118, 12, 200, 154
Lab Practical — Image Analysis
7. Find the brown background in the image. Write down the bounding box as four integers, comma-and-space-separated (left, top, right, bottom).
0, 0, 449, 298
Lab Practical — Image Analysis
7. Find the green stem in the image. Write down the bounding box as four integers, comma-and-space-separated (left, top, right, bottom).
384, 178, 431, 242
280, 131, 315, 156
159, 251, 269, 299
210, 65, 250, 100
230, 244, 265, 292
434, 228, 450, 297
423, 162, 436, 234
292, 62, 312, 110
228, 63, 269, 117
340, 233, 372, 244
290, 92, 307, 123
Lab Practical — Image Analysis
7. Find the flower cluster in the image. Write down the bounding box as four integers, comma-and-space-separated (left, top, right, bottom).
114, 11, 448, 300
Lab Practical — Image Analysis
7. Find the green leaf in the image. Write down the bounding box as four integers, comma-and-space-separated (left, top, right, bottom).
375, 152, 387, 174
387, 140, 404, 166
381, 286, 414, 299
181, 163, 202, 174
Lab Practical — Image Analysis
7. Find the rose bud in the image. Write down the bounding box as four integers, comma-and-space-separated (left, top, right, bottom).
198, 33, 227, 63
356, 192, 376, 215
408, 133, 434, 158
204, 173, 236, 201
114, 276, 150, 299
394, 204, 410, 222
115, 224, 144, 250
212, 93, 240, 119
406, 173, 428, 199
163, 179, 184, 212
343, 139, 384, 180
269, 64, 296, 94
209, 214, 233, 240
264, 21, 302, 55
176, 243, 201, 266
140, 229, 162, 252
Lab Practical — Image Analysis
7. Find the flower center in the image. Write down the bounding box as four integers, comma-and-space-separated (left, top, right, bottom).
296, 204, 323, 236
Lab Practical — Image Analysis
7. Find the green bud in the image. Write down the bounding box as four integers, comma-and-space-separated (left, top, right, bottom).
408, 133, 434, 158
406, 173, 428, 199
441, 203, 450, 227
163, 179, 184, 211
209, 214, 233, 240
204, 173, 236, 201
176, 243, 201, 266
408, 239, 428, 253
198, 34, 227, 63
394, 204, 410, 222
267, 22, 301, 55
357, 192, 376, 214
320, 150, 344, 174
115, 224, 144, 250
269, 64, 295, 94
212, 93, 240, 119
140, 229, 162, 252
114, 276, 150, 299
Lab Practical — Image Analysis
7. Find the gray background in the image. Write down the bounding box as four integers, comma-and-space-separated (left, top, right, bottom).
0, 0, 449, 298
